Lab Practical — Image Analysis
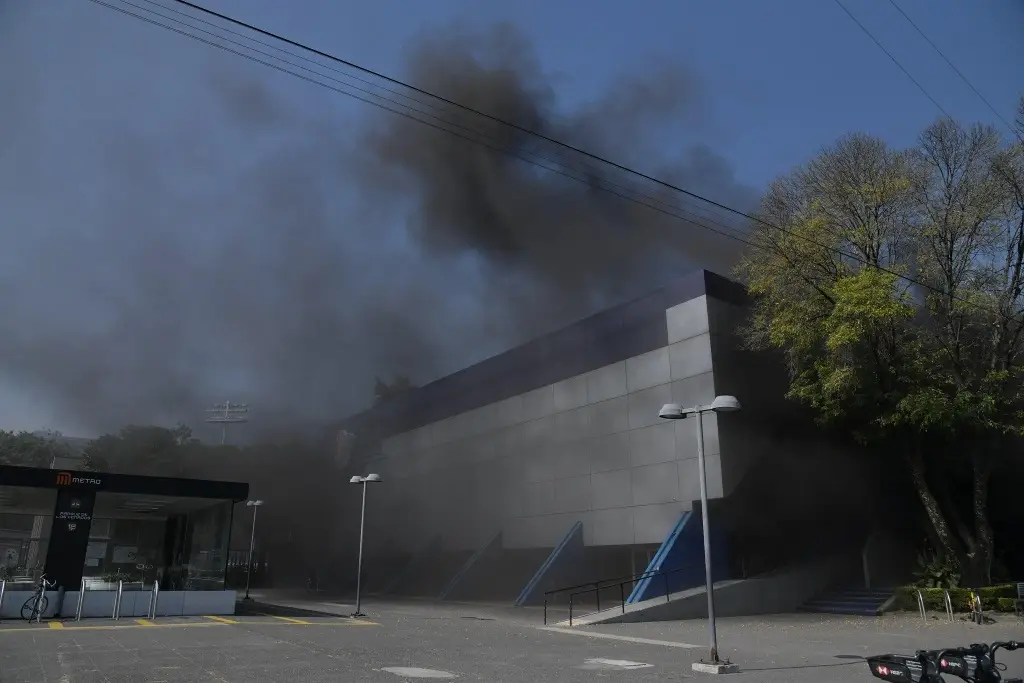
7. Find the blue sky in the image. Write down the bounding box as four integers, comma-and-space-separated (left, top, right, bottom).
200, 0, 1023, 188
0, 0, 1021, 437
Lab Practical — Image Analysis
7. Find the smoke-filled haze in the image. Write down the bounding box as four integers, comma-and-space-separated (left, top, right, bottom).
0, 2, 756, 438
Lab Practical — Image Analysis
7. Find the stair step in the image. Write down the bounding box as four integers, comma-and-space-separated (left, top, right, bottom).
812, 595, 888, 604
802, 604, 881, 615
800, 585, 894, 616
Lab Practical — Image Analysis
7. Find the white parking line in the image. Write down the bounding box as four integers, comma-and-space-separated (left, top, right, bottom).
380, 667, 458, 678
538, 626, 702, 649
579, 658, 654, 670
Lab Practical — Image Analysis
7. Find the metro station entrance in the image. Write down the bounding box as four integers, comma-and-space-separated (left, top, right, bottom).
0, 465, 248, 597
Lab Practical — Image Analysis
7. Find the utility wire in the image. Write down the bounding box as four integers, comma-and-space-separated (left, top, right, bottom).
116, 0, 749, 239
885, 0, 1022, 143
88, 0, 755, 244
85, 0, 1024, 326
833, 0, 954, 121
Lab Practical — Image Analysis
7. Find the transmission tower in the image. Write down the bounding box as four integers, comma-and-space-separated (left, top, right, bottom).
205, 401, 250, 445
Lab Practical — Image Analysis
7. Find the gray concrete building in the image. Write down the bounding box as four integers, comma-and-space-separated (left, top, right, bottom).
339, 270, 903, 616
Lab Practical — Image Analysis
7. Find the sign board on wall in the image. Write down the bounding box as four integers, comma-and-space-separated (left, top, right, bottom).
86, 541, 107, 560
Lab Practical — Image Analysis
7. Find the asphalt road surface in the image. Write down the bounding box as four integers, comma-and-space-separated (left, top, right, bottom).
1, 597, 1022, 682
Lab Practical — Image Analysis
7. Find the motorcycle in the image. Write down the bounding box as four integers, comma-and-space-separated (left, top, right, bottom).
868, 641, 1022, 683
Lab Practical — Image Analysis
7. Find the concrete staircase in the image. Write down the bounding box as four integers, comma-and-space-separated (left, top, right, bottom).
800, 587, 894, 616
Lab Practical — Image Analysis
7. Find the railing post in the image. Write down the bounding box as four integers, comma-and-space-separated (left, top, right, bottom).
568, 594, 573, 627
113, 580, 123, 620
36, 579, 48, 623
595, 586, 601, 614
663, 572, 670, 604
916, 589, 926, 623
619, 582, 625, 614
75, 579, 85, 622
944, 590, 953, 623
0, 579, 5, 624
543, 596, 547, 626
148, 580, 160, 619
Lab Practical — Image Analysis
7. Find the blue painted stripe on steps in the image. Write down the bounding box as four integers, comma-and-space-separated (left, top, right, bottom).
514, 520, 583, 607
437, 531, 502, 600
626, 512, 691, 605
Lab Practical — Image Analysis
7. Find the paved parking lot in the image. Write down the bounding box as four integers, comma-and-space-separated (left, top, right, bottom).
1, 598, 1022, 682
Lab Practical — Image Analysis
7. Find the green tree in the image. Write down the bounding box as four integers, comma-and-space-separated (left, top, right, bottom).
83, 425, 188, 476
738, 115, 1024, 586
0, 430, 71, 468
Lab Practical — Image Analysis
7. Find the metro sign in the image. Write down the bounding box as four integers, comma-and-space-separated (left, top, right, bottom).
55, 472, 102, 486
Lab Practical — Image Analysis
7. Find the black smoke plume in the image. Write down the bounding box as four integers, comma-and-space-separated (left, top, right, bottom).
0, 5, 756, 438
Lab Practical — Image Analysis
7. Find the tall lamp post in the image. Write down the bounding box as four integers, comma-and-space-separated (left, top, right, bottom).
659, 396, 741, 675
349, 474, 382, 618
242, 499, 264, 602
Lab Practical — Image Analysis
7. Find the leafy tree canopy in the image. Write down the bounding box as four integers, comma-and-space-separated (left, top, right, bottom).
737, 100, 1024, 585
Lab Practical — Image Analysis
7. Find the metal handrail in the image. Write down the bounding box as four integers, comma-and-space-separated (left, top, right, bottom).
148, 581, 160, 619
541, 562, 702, 626
112, 581, 123, 620
75, 578, 85, 621
542, 564, 689, 602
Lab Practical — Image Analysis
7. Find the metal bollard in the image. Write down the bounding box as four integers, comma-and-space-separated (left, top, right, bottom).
148, 580, 159, 619
0, 579, 5, 624
916, 589, 927, 623
112, 580, 123, 620
944, 590, 954, 623
75, 579, 85, 622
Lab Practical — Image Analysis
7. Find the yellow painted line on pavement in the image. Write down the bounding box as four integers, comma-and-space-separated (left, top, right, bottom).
269, 615, 311, 624
0, 622, 225, 633
0, 617, 377, 634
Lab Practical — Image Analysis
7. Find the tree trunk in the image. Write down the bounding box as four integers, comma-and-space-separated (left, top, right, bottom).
969, 450, 995, 587
905, 445, 966, 568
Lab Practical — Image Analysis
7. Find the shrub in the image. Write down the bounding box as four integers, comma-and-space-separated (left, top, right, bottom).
893, 585, 1019, 612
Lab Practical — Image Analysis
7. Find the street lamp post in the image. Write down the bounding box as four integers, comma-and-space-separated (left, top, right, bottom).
243, 500, 264, 602
349, 473, 382, 618
659, 395, 741, 675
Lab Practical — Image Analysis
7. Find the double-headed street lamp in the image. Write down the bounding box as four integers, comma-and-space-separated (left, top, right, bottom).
242, 499, 265, 602
659, 395, 741, 673
349, 473, 382, 618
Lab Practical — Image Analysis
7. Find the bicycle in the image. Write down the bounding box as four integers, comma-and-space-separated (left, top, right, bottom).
21, 574, 56, 621
868, 640, 1022, 683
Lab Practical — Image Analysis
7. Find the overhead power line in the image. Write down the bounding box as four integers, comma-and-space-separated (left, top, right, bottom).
83, 0, 1024, 326
833, 0, 954, 121
885, 0, 1022, 143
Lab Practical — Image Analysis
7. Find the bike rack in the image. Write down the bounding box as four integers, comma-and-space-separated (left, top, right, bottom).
916, 589, 927, 623
0, 580, 5, 624
944, 590, 954, 623
112, 581, 123, 620
147, 581, 159, 619
75, 579, 86, 622
36, 579, 48, 624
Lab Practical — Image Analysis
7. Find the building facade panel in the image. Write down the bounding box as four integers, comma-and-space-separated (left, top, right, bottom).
350, 272, 760, 552
666, 295, 711, 344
